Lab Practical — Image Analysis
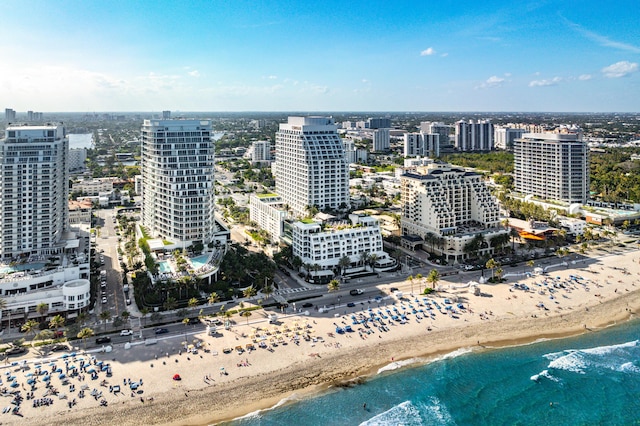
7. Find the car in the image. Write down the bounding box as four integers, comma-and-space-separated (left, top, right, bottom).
5, 346, 26, 356
346, 302, 356, 308
154, 328, 169, 335
126, 298, 131, 305
50, 344, 68, 352
390, 287, 399, 293
101, 297, 107, 304
349, 289, 364, 296
96, 337, 111, 344
301, 302, 313, 308
53, 330, 64, 338
120, 329, 133, 336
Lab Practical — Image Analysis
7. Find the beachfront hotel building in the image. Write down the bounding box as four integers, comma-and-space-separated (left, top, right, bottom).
0, 124, 91, 325
291, 214, 396, 282
514, 133, 589, 204
273, 116, 350, 218
400, 163, 507, 263
140, 119, 219, 248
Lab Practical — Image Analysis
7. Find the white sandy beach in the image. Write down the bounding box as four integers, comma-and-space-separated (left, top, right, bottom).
2, 245, 640, 426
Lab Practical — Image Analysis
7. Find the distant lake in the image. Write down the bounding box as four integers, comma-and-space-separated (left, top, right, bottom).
68, 133, 93, 149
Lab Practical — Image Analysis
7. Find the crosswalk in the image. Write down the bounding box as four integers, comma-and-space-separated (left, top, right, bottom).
276, 287, 310, 295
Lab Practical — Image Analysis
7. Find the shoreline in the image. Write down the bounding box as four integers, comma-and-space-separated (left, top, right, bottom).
9, 248, 640, 426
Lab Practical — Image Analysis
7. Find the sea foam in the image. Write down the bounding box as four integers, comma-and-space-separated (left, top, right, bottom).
543, 339, 640, 375
360, 400, 423, 426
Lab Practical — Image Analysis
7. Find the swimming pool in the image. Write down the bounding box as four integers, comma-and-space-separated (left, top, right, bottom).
0, 262, 47, 274
158, 261, 172, 273
190, 254, 210, 269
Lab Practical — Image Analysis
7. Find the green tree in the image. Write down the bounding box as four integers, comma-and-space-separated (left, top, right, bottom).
262, 285, 274, 301
99, 310, 111, 332
426, 269, 440, 290
36, 302, 49, 323
21, 319, 39, 345
208, 292, 220, 305
243, 286, 257, 299
49, 314, 65, 336
163, 296, 178, 311
188, 297, 199, 308
327, 279, 340, 293
77, 327, 94, 349
241, 310, 252, 325
486, 258, 499, 280
338, 255, 351, 276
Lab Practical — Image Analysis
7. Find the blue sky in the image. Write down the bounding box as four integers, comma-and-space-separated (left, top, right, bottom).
1, 0, 638, 112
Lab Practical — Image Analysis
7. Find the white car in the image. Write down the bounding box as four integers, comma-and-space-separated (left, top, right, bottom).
120, 329, 133, 336
101, 297, 107, 304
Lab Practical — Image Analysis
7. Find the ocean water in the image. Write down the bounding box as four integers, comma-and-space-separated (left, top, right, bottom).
226, 319, 640, 426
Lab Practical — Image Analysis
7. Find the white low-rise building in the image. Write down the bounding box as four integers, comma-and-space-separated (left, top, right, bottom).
292, 214, 396, 282
249, 194, 289, 243
72, 177, 116, 195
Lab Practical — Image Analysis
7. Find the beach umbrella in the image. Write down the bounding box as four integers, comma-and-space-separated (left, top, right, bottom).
42, 375, 50, 382
27, 378, 35, 385
59, 373, 66, 379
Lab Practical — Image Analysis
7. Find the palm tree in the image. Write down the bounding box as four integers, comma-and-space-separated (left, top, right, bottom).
413, 273, 423, 293
208, 292, 220, 305
338, 255, 351, 276
486, 258, 499, 280
77, 327, 94, 349
76, 312, 88, 326
406, 275, 414, 294
140, 307, 150, 327
99, 310, 111, 332
241, 310, 252, 325
36, 302, 49, 323
327, 279, 340, 293
188, 297, 199, 308
243, 286, 257, 299
49, 314, 65, 337
120, 310, 130, 322
21, 319, 39, 346
368, 253, 379, 273
359, 251, 369, 268
261, 285, 274, 301
163, 296, 178, 311
426, 269, 440, 290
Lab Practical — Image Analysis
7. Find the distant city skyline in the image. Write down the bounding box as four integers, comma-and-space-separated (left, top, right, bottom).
1, 1, 638, 112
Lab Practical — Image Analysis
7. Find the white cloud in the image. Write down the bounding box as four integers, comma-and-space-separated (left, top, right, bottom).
361, 79, 369, 84
420, 47, 436, 56
476, 75, 505, 89
268, 75, 278, 80
601, 61, 638, 78
578, 74, 592, 81
187, 70, 200, 77
440, 53, 449, 57
529, 77, 562, 87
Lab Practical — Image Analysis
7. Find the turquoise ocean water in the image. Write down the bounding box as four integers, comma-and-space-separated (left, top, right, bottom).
226, 318, 640, 425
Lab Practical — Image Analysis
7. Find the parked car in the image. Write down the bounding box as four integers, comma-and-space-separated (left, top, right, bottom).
53, 330, 64, 338
50, 344, 68, 352
390, 287, 399, 293
5, 346, 26, 356
101, 297, 107, 304
349, 289, 364, 296
120, 329, 133, 336
346, 302, 356, 308
96, 337, 111, 344
302, 302, 313, 308
154, 328, 169, 335
125, 298, 131, 305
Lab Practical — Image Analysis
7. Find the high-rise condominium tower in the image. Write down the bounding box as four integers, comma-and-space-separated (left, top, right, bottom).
0, 124, 69, 259
141, 119, 217, 247
514, 133, 589, 204
274, 116, 350, 217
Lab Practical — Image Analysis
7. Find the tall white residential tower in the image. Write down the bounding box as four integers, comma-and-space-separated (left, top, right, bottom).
141, 119, 218, 247
0, 124, 69, 259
